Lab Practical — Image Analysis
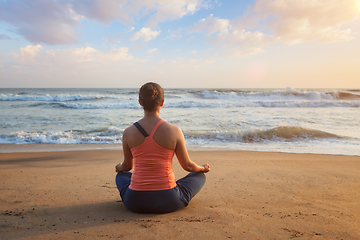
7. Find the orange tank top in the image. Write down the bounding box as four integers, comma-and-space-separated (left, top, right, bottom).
129, 119, 176, 191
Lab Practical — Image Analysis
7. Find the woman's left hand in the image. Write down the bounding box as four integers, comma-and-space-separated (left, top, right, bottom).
115, 163, 122, 172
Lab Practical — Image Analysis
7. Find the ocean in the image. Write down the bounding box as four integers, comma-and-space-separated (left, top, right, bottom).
0, 88, 359, 156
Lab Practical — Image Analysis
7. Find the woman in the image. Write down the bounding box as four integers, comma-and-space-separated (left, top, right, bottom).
115, 82, 210, 214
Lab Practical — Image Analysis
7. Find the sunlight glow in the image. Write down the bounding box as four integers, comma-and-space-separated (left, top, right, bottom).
353, 0, 360, 22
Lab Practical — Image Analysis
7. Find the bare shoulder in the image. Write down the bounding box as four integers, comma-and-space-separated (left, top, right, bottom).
123, 124, 137, 138
152, 121, 183, 150
123, 124, 146, 149
160, 121, 183, 137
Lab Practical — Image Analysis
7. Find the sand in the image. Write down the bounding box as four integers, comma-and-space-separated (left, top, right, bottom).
1, 148, 360, 239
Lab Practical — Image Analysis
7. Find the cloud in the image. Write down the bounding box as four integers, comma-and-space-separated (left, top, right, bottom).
70, 0, 130, 25
232, 0, 358, 44
188, 0, 359, 57
212, 29, 269, 49
8, 45, 43, 64
146, 48, 158, 54
0, 34, 12, 40
159, 58, 207, 70
144, 0, 205, 28
189, 14, 267, 46
69, 46, 134, 62
189, 14, 268, 56
8, 45, 134, 67
0, 0, 80, 45
70, 0, 209, 28
0, 0, 208, 45
131, 28, 161, 42
188, 14, 229, 35
166, 29, 183, 40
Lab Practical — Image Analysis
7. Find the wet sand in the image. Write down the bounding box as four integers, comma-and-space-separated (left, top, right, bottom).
1, 148, 360, 239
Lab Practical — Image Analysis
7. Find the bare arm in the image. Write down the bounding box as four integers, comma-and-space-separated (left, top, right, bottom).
174, 126, 210, 173
115, 129, 134, 172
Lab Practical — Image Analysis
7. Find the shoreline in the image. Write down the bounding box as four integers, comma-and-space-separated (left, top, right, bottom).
1, 149, 360, 239
0, 143, 212, 153
0, 143, 359, 157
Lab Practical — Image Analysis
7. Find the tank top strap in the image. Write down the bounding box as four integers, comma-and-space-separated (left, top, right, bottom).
149, 119, 166, 138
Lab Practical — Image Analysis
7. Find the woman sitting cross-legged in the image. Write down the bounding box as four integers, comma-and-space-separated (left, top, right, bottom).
115, 82, 210, 214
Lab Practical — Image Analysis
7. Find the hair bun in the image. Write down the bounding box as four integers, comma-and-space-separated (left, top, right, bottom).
151, 88, 158, 99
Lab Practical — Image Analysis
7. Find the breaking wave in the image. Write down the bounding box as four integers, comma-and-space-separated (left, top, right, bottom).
2, 88, 359, 109
196, 88, 360, 101
0, 125, 347, 144
185, 126, 346, 143
2, 88, 360, 103
0, 93, 127, 102
0, 127, 124, 144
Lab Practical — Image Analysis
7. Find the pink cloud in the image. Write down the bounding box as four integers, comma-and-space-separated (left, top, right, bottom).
0, 0, 80, 45
232, 0, 358, 43
188, 0, 359, 57
0, 0, 207, 45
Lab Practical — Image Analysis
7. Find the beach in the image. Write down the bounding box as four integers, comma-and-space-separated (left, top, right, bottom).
2, 0, 360, 238
1, 147, 360, 239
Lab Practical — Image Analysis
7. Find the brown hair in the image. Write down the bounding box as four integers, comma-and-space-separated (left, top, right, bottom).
139, 82, 164, 111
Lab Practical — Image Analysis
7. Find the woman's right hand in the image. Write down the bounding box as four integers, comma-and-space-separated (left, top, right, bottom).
202, 163, 210, 173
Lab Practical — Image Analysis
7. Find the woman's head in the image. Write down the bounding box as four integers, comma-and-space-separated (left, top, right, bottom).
139, 82, 164, 111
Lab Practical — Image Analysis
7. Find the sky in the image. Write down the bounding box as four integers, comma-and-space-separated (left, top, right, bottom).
0, 0, 360, 88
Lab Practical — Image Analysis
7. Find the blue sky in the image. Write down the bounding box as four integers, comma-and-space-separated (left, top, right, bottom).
1, 0, 360, 88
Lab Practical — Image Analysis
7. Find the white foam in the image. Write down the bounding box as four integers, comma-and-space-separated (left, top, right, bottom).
183, 125, 347, 144
0, 128, 124, 144
0, 93, 123, 102
193, 88, 360, 102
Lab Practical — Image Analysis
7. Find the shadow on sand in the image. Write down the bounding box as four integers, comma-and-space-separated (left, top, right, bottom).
2, 200, 155, 239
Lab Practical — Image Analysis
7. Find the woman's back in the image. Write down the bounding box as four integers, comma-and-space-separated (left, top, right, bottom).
124, 117, 179, 151
128, 119, 177, 191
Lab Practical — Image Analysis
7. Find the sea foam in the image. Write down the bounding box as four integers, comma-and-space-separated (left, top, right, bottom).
185, 125, 346, 143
